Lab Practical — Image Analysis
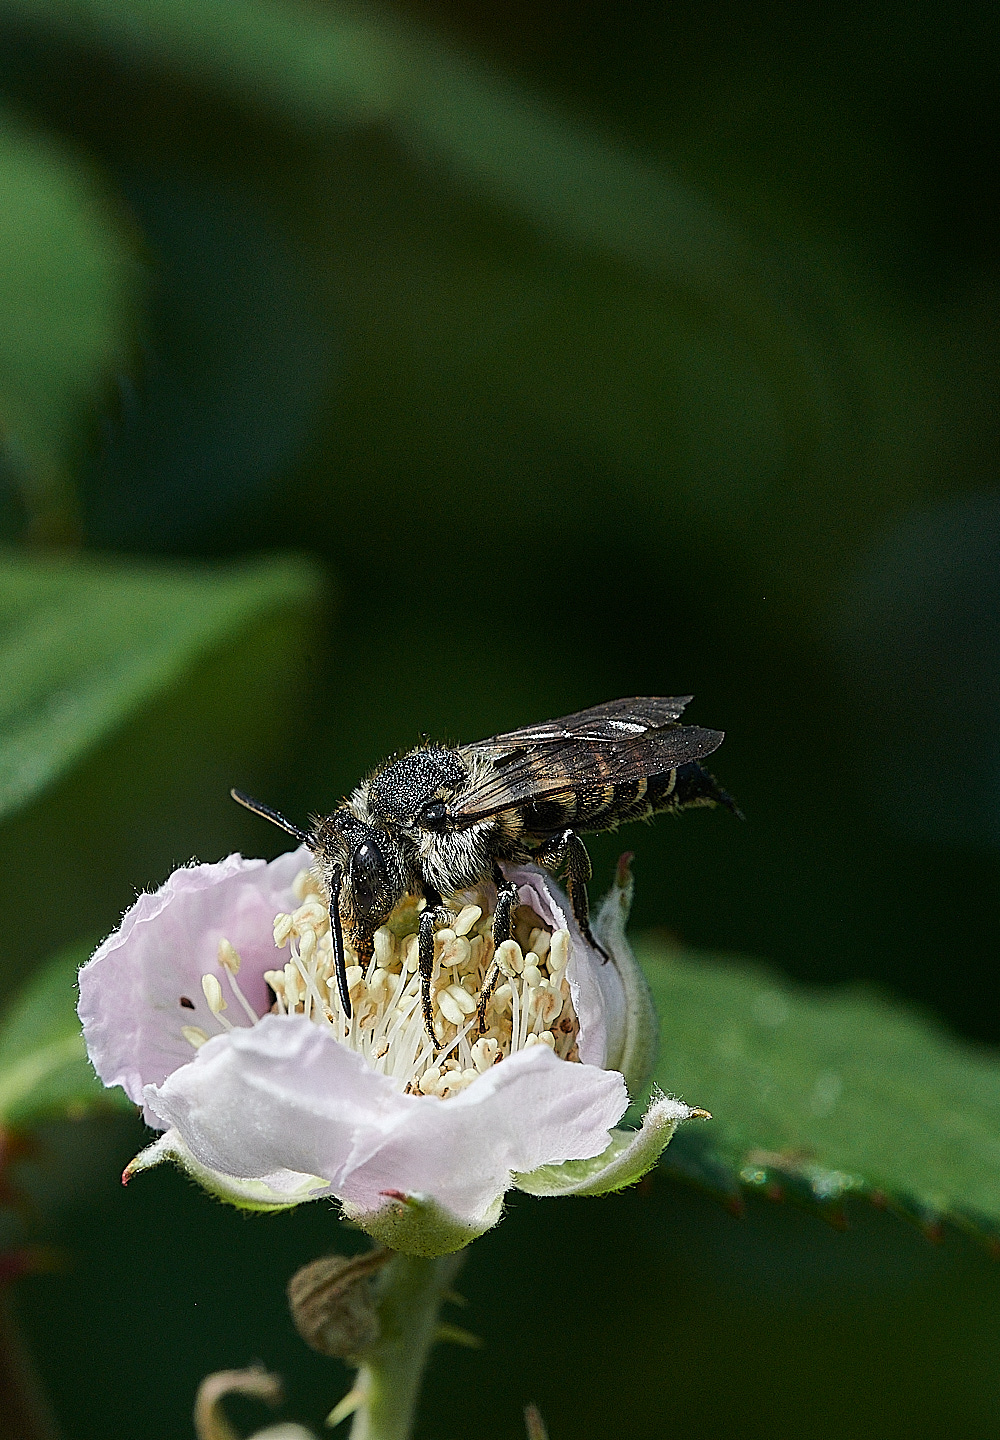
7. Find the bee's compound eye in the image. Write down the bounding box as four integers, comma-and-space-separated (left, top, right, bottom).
349, 839, 391, 916
420, 800, 447, 830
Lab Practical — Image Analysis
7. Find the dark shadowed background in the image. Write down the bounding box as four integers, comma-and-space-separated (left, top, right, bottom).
1, 0, 999, 1435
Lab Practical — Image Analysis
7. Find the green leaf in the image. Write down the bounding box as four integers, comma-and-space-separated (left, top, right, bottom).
0, 109, 138, 539
1, 0, 729, 273
2, 3, 926, 616
0, 550, 322, 822
0, 941, 130, 1128
640, 941, 1000, 1239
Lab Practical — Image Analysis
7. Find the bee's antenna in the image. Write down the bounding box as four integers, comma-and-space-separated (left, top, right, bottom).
327, 867, 352, 1020
230, 788, 312, 845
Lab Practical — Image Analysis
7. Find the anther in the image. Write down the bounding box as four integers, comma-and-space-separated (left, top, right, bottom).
453, 905, 482, 936
182, 1025, 210, 1049
523, 1030, 555, 1049
217, 938, 261, 1023
527, 927, 551, 960
201, 974, 227, 1013
292, 868, 317, 902
471, 1037, 499, 1071
439, 935, 471, 969
549, 930, 570, 971
445, 983, 476, 1015
217, 939, 241, 974
284, 962, 303, 1007
437, 988, 468, 1027
496, 939, 523, 976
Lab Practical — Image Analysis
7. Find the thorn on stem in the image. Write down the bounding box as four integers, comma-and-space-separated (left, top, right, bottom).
434, 1322, 483, 1350
326, 1387, 366, 1429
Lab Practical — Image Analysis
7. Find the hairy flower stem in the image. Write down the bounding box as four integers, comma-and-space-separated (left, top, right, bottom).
349, 1250, 467, 1440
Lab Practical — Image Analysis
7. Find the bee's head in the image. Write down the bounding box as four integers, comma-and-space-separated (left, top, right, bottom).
310, 808, 407, 930
345, 832, 406, 927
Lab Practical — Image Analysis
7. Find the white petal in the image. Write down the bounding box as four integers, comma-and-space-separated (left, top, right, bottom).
79, 848, 310, 1122
145, 1013, 627, 1228
506, 867, 626, 1069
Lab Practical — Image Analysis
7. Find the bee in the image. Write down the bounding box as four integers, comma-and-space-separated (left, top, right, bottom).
232, 696, 736, 1045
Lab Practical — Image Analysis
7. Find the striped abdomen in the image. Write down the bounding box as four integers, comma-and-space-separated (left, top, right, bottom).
521, 762, 736, 838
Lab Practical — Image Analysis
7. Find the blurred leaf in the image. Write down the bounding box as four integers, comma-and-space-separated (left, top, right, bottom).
83, 178, 339, 550
0, 942, 126, 1128
641, 941, 1000, 1237
3, 1, 931, 613
2, 0, 394, 124
0, 550, 322, 822
0, 109, 138, 539
3, 0, 732, 274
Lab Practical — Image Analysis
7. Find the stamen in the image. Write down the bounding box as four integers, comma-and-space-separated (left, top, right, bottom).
263, 969, 287, 1014
522, 957, 542, 988
527, 927, 551, 960
252, 869, 582, 1098
438, 984, 476, 1026
453, 905, 482, 936
496, 939, 523, 976
217, 939, 260, 1023
201, 974, 234, 1030
182, 1025, 210, 1049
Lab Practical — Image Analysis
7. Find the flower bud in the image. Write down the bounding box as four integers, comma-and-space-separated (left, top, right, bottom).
286, 1250, 389, 1358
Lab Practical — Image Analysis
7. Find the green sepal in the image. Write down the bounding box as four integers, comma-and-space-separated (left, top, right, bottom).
340, 1191, 502, 1258
123, 1129, 329, 1213
513, 1094, 708, 1198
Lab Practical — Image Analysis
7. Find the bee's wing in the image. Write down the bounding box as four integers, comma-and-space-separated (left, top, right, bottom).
485, 695, 695, 745
452, 697, 723, 822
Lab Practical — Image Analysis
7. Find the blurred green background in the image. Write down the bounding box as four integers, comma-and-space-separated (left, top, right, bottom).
1, 0, 999, 1435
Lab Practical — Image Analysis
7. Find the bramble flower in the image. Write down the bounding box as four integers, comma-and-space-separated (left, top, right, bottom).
79, 850, 703, 1255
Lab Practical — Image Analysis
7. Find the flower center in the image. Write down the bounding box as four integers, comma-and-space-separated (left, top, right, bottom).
187, 868, 581, 1098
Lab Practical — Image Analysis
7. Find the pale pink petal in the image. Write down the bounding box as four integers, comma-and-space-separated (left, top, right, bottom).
145, 1013, 627, 1227
78, 848, 311, 1122
340, 1041, 628, 1224
507, 866, 625, 1068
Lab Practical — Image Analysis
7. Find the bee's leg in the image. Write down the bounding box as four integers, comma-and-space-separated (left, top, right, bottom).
418, 892, 451, 1047
334, 925, 373, 1021
491, 862, 520, 945
533, 829, 609, 962
326, 867, 352, 1020
476, 863, 520, 1034
475, 961, 501, 1036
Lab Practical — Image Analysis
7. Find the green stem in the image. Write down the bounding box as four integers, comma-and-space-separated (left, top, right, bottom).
348, 1250, 466, 1440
